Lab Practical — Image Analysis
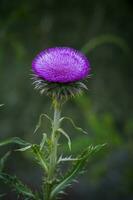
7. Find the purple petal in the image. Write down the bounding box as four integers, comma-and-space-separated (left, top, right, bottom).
32, 47, 91, 83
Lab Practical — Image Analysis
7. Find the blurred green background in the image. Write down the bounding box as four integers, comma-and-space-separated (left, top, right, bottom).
0, 0, 133, 199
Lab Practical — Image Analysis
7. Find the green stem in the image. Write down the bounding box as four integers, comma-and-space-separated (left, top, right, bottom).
49, 101, 61, 180
45, 99, 61, 200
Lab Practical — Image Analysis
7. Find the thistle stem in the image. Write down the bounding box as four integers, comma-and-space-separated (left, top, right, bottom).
49, 100, 61, 180
45, 99, 61, 200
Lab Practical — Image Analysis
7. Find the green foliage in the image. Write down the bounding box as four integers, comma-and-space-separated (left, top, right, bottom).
15, 142, 49, 174
58, 128, 72, 151
0, 108, 106, 200
0, 137, 30, 147
31, 144, 48, 173
59, 116, 88, 135
50, 144, 106, 199
0, 173, 36, 199
40, 133, 47, 151
34, 114, 52, 134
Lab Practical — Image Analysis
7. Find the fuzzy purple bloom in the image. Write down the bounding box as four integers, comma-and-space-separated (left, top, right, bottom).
32, 47, 90, 83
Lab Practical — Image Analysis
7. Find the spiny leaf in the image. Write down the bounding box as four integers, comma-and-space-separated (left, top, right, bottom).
50, 144, 106, 199
59, 117, 88, 135
15, 145, 32, 152
57, 128, 71, 151
58, 155, 79, 163
0, 173, 35, 199
31, 144, 48, 173
34, 114, 52, 134
15, 143, 49, 174
40, 133, 47, 150
0, 137, 30, 147
0, 151, 11, 172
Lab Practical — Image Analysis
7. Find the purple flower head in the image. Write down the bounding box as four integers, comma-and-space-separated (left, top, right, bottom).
32, 47, 90, 83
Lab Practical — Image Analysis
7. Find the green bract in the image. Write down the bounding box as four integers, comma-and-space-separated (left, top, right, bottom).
32, 73, 89, 101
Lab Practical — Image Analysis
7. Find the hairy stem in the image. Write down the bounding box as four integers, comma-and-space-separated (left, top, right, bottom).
45, 99, 61, 200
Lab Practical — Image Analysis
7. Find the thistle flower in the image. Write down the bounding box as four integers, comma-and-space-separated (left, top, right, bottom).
32, 47, 91, 100
0, 46, 106, 200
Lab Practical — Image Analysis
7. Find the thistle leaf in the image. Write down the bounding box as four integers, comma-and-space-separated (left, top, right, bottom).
34, 114, 52, 134
15, 145, 32, 152
57, 128, 71, 151
58, 155, 79, 163
40, 133, 47, 150
59, 117, 88, 135
0, 151, 11, 172
0, 137, 30, 147
50, 144, 106, 199
31, 144, 48, 173
0, 173, 35, 199
14, 143, 49, 173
